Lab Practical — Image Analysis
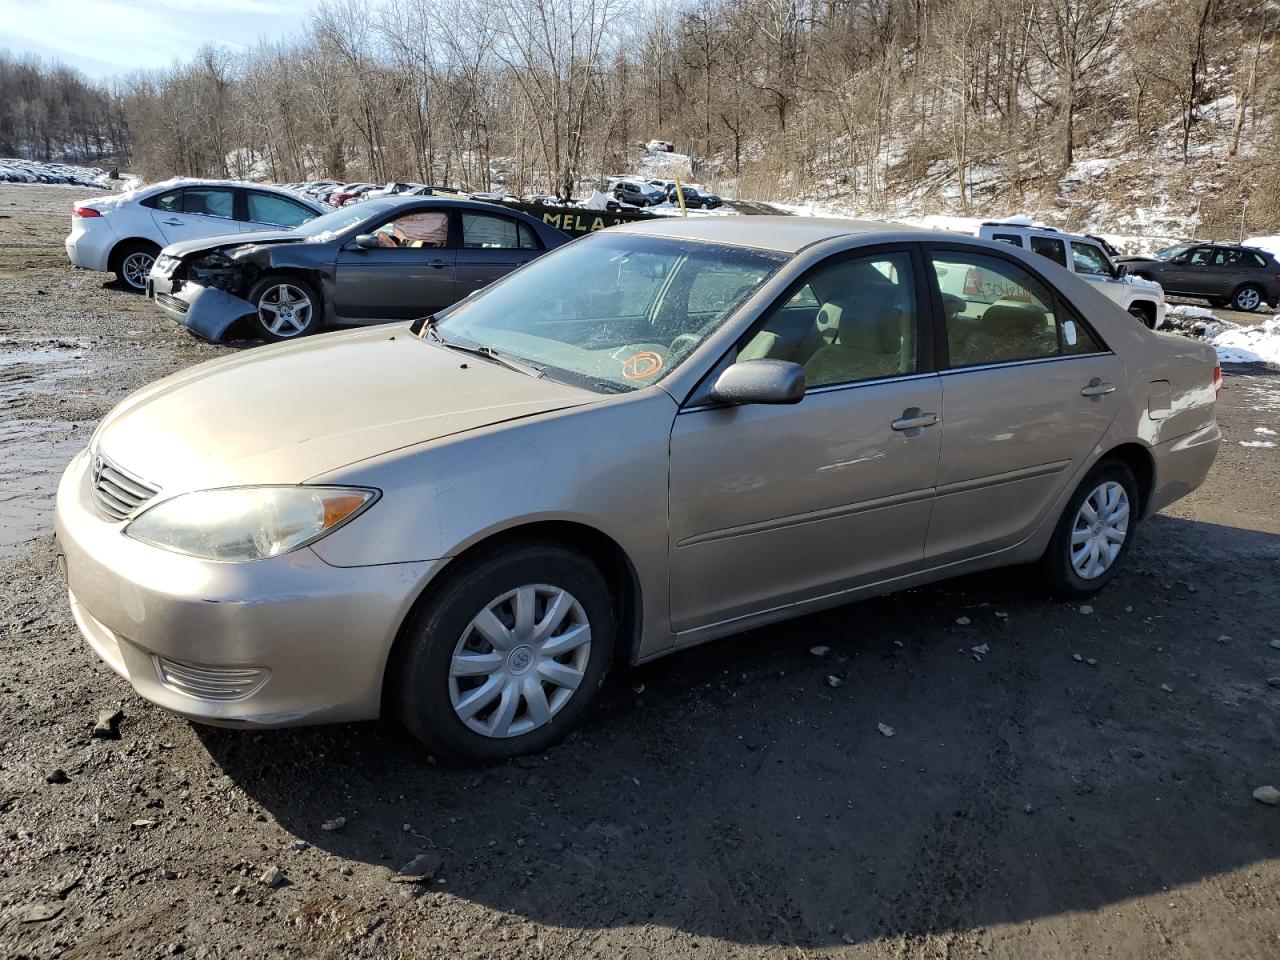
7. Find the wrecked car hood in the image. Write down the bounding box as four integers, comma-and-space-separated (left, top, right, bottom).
162, 229, 303, 259
93, 326, 600, 491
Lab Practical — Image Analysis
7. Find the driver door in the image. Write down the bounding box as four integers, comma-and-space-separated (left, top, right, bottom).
331, 208, 456, 322
668, 247, 942, 634
1162, 245, 1214, 295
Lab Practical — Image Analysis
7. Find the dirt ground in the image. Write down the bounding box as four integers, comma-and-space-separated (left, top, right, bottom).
1, 183, 1278, 960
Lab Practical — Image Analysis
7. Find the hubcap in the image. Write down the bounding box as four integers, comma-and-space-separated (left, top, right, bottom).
1236, 288, 1260, 310
122, 252, 154, 289
258, 283, 313, 336
1070, 481, 1130, 580
448, 584, 592, 739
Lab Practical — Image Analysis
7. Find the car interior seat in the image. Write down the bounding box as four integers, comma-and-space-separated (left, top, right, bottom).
804, 293, 905, 384
954, 301, 1053, 364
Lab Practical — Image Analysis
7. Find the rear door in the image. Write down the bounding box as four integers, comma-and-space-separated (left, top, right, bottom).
331, 206, 457, 322
922, 244, 1124, 561
147, 186, 239, 245
454, 211, 542, 298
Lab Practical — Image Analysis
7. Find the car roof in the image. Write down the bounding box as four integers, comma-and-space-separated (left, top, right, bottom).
610, 215, 919, 253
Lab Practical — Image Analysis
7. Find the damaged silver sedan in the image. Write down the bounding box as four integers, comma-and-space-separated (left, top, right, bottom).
146, 196, 569, 342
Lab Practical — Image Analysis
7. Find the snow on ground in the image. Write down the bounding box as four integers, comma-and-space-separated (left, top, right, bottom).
1207, 315, 1280, 366
0, 159, 133, 190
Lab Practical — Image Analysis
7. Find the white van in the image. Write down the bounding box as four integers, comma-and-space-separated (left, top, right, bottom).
977, 222, 1166, 329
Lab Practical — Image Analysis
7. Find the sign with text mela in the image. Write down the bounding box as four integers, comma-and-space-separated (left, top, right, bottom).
492, 200, 657, 237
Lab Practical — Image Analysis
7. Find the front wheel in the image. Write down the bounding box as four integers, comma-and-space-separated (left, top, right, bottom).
390, 543, 615, 764
247, 275, 321, 341
1041, 461, 1139, 598
1231, 284, 1263, 312
1127, 303, 1155, 328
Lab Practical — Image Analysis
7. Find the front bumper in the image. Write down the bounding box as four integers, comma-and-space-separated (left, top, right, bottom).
147, 273, 256, 342
54, 448, 440, 727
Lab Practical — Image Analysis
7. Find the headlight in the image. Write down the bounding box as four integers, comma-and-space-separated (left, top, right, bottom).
125, 486, 377, 561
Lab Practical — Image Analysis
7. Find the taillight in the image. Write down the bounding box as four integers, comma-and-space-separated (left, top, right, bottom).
72, 204, 102, 218
1213, 363, 1222, 394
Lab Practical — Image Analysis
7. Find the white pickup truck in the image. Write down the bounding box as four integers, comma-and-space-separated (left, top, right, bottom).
978, 222, 1167, 329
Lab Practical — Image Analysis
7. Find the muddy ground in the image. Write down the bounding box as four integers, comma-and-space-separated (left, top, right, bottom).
1, 183, 1277, 959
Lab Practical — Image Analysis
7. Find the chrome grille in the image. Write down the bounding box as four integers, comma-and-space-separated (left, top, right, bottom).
154, 656, 269, 701
91, 454, 160, 521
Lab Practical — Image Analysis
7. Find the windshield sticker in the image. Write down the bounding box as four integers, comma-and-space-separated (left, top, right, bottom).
621, 351, 664, 381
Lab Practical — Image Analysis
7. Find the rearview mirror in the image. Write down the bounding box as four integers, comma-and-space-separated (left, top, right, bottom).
353, 233, 380, 250
709, 360, 806, 406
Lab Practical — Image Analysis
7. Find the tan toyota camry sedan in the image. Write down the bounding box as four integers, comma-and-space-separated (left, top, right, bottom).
55, 217, 1222, 762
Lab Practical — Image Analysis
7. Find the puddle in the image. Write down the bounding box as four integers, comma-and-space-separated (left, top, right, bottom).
0, 337, 103, 558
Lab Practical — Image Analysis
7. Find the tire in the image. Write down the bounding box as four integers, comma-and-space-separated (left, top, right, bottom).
1040, 461, 1140, 599
1127, 303, 1155, 328
1208, 296, 1229, 308
1231, 284, 1263, 312
246, 275, 321, 342
390, 542, 616, 764
112, 241, 159, 292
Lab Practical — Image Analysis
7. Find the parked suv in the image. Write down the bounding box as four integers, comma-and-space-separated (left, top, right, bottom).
1116, 243, 1280, 313
612, 179, 665, 207
65, 179, 328, 292
979, 222, 1167, 328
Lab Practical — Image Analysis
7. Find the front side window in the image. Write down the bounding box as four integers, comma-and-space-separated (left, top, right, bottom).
1029, 235, 1067, 268
736, 252, 917, 388
182, 187, 234, 219
246, 192, 316, 228
433, 233, 785, 393
370, 210, 448, 248
1186, 246, 1213, 265
931, 251, 1102, 367
1070, 242, 1113, 277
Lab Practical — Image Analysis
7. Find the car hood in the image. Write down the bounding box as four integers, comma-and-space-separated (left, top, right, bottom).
94, 326, 600, 492
162, 230, 304, 259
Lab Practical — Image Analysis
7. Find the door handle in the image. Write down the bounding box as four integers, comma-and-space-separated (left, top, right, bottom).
1081, 379, 1115, 398
428, 259, 449, 269
891, 410, 940, 432
161, 218, 184, 225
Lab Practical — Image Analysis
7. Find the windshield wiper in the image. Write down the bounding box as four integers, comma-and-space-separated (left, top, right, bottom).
428, 330, 545, 378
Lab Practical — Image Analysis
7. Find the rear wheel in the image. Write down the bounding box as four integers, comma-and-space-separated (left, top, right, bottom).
1041, 461, 1139, 598
247, 275, 321, 341
390, 543, 615, 764
1231, 284, 1263, 312
112, 241, 159, 292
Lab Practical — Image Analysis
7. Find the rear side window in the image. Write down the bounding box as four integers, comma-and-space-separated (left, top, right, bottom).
246, 192, 315, 228
1070, 242, 1112, 277
182, 188, 235, 219
150, 190, 182, 213
991, 233, 1024, 247
1029, 236, 1067, 268
930, 251, 1102, 367
462, 212, 523, 249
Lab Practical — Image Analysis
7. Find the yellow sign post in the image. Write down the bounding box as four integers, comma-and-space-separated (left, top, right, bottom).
673, 178, 688, 217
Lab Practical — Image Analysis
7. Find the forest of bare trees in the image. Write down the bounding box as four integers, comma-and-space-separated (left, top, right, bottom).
4, 0, 1279, 234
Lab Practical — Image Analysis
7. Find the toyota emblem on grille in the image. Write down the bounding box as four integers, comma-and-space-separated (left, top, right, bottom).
92, 455, 105, 486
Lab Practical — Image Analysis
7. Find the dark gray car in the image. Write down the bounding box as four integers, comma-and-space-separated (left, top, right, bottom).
1117, 243, 1280, 312
146, 197, 570, 342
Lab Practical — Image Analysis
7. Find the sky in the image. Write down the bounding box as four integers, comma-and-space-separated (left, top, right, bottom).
0, 0, 317, 79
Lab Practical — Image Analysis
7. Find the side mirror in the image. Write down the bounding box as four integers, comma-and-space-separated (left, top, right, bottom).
1115, 263, 1128, 279
353, 233, 380, 250
709, 360, 806, 406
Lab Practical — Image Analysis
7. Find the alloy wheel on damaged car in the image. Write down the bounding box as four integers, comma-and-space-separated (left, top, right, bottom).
257, 283, 314, 337
1070, 481, 1130, 579
448, 584, 591, 739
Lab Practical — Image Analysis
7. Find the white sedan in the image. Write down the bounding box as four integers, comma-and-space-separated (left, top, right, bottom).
65, 178, 329, 292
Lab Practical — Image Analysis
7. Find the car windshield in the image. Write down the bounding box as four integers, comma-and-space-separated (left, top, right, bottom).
294, 201, 393, 241
433, 233, 787, 393
1153, 244, 1191, 261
